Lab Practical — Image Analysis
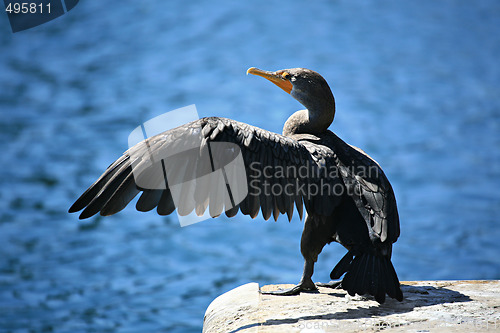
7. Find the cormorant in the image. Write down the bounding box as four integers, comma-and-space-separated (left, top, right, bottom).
69, 67, 403, 303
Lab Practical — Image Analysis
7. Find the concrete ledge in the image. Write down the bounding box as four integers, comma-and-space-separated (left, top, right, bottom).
203, 280, 500, 332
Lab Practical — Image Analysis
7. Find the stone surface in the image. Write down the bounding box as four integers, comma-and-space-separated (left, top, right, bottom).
203, 280, 500, 332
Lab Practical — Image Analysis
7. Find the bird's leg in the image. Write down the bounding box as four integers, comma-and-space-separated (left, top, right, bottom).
260, 259, 318, 295
261, 215, 331, 296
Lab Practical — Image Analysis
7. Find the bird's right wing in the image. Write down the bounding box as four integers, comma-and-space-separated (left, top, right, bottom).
69, 117, 342, 221
324, 132, 400, 245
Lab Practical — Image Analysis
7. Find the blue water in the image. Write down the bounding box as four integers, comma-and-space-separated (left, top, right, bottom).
1, 1, 499, 332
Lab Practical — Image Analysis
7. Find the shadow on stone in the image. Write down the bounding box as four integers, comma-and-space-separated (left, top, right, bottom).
229, 284, 471, 333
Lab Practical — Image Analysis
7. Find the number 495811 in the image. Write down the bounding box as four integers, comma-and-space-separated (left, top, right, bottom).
5, 2, 51, 14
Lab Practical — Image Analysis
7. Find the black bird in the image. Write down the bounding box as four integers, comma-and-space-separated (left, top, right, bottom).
69, 67, 403, 303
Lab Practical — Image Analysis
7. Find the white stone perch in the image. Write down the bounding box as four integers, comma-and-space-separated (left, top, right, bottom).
203, 280, 500, 332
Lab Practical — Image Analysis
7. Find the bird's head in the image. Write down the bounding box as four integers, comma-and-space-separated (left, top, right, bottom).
247, 67, 335, 134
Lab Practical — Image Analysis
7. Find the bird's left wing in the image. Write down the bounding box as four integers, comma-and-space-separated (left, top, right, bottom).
69, 117, 341, 221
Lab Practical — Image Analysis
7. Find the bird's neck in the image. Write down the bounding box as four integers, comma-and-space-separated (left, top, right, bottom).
283, 102, 335, 137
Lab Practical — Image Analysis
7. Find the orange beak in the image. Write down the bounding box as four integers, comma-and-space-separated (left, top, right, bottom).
247, 67, 293, 94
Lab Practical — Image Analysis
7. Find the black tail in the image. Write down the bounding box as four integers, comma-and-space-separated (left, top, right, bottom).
330, 252, 403, 303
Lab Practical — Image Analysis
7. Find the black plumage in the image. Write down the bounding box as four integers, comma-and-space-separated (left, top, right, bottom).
69, 67, 403, 303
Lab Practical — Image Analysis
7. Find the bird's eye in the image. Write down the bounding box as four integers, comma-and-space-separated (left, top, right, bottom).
281, 72, 291, 80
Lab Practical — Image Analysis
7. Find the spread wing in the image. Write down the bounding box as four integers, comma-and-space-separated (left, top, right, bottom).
69, 117, 343, 221
325, 132, 400, 244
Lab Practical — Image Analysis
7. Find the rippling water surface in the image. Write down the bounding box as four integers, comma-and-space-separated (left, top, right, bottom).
1, 1, 499, 332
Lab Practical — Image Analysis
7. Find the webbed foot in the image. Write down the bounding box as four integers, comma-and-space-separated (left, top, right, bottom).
260, 279, 318, 295
316, 280, 342, 289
